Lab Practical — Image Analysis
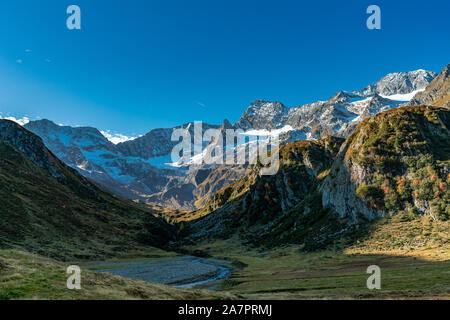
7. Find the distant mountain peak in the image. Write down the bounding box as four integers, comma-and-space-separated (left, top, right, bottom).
361, 69, 437, 97
232, 68, 437, 136
235, 100, 288, 130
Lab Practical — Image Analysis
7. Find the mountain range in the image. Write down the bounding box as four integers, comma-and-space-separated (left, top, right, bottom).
0, 64, 448, 301
18, 68, 441, 210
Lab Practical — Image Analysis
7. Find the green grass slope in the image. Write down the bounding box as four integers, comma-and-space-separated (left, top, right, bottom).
0, 249, 236, 300
0, 120, 175, 262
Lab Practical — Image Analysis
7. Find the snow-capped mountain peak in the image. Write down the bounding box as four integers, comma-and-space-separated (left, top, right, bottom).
233, 68, 437, 140
360, 69, 437, 97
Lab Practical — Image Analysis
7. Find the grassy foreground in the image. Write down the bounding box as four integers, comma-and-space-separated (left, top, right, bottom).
0, 250, 236, 300
186, 240, 449, 300
1, 214, 448, 300
1, 243, 448, 300
185, 214, 450, 299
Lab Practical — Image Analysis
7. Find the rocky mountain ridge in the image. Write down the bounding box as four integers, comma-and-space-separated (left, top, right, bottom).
21, 68, 440, 210
410, 64, 450, 108
236, 69, 437, 139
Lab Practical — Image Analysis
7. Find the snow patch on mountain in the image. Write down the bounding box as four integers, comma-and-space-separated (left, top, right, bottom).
243, 125, 294, 137
379, 88, 425, 101
361, 69, 436, 96
101, 130, 140, 144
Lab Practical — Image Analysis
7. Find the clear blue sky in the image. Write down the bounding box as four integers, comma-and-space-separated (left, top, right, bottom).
0, 0, 448, 136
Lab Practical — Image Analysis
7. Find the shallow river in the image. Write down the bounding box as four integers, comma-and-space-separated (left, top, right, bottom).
88, 256, 232, 289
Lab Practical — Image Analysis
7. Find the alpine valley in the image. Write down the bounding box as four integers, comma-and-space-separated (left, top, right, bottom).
1, 65, 449, 300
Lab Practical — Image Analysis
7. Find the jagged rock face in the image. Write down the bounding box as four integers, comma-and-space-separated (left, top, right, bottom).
284, 92, 401, 139
235, 100, 288, 130
410, 64, 450, 108
23, 118, 244, 210
142, 119, 248, 210
147, 163, 251, 210
321, 106, 450, 221
185, 106, 449, 248
234, 70, 436, 140
361, 69, 437, 96
193, 164, 250, 208
117, 127, 176, 159
24, 119, 117, 175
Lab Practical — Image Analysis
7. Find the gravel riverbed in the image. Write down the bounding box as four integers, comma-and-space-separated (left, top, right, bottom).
88, 256, 232, 289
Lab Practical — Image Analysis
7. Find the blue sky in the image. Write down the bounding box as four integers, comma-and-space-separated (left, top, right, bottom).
0, 0, 448, 137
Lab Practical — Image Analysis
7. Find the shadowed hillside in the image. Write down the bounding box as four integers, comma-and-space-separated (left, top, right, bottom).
0, 120, 175, 261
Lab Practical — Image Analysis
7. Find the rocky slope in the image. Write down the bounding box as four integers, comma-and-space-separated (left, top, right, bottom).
185, 105, 449, 249
360, 69, 436, 96
410, 64, 450, 108
235, 100, 289, 130
322, 105, 449, 221
185, 136, 349, 249
116, 122, 221, 159
24, 119, 230, 210
140, 120, 250, 210
0, 120, 174, 261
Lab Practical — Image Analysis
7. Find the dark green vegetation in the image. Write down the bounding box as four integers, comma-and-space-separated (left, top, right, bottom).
0, 120, 174, 262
